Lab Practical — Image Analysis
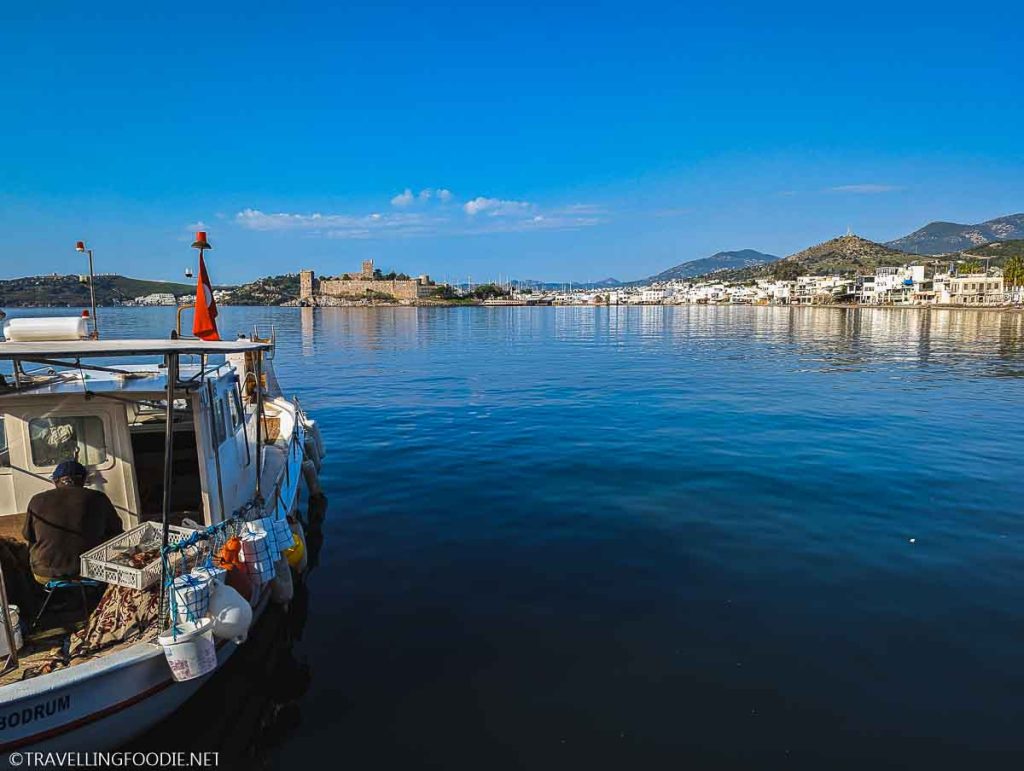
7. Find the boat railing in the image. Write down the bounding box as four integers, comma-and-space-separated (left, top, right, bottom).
174, 304, 196, 338
251, 324, 277, 360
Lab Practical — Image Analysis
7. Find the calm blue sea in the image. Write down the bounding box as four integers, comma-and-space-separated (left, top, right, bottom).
8, 305, 1024, 769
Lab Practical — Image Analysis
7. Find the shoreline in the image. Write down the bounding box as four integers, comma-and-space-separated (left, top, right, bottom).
3, 302, 1020, 313
283, 302, 1024, 312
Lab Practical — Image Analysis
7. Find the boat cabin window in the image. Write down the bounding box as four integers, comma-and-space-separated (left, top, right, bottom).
213, 398, 227, 446
28, 415, 108, 467
228, 387, 243, 432
129, 400, 204, 525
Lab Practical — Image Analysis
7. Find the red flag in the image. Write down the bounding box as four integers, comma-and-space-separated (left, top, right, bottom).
193, 253, 220, 341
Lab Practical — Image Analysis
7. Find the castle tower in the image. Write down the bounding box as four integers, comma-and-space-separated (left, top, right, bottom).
361, 259, 375, 280
299, 269, 316, 301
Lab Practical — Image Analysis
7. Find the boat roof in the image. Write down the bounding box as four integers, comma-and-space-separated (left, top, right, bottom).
0, 362, 239, 400
0, 338, 270, 361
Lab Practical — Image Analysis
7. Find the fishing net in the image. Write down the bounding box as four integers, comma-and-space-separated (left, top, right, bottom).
161, 500, 261, 638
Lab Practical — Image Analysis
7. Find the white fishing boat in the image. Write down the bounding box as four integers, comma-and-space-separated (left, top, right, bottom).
0, 317, 326, 757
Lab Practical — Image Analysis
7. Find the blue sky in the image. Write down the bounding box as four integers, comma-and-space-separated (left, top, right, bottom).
0, 1, 1021, 283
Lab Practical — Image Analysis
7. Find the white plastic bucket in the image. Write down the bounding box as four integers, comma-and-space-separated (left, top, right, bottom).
239, 531, 276, 583
171, 573, 211, 624
0, 605, 23, 656
244, 517, 279, 553
158, 618, 217, 682
272, 518, 293, 556
191, 564, 227, 588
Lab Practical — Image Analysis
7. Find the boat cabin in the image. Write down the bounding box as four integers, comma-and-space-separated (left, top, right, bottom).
0, 338, 274, 543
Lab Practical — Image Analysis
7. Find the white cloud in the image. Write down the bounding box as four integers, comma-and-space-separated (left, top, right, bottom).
393, 187, 454, 206
234, 208, 439, 240
828, 184, 903, 194
469, 214, 603, 234
234, 191, 606, 240
390, 188, 415, 207
558, 203, 607, 215
463, 197, 532, 216
417, 187, 455, 203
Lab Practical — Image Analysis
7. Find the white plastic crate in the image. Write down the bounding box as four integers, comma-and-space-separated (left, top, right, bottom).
80, 522, 204, 590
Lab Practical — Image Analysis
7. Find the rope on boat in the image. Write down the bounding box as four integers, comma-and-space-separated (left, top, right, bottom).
160, 499, 260, 638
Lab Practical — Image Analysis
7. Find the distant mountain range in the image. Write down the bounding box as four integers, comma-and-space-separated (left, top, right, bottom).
885, 213, 1024, 255
649, 250, 778, 282
644, 212, 1024, 283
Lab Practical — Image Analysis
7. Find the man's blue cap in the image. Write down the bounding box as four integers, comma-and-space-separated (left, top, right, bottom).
52, 460, 87, 481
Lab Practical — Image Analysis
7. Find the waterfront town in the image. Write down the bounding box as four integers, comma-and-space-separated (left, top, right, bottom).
289, 250, 1022, 308
129, 289, 233, 307
529, 263, 1017, 307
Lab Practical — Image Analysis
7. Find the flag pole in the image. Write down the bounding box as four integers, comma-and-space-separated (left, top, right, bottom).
190, 231, 217, 341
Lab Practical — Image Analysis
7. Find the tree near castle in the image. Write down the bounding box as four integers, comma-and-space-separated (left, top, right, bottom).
1003, 256, 1024, 288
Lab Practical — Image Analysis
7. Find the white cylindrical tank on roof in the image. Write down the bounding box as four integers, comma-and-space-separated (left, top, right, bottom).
3, 316, 89, 342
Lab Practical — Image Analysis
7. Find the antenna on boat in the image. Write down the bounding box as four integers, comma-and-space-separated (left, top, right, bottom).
75, 240, 100, 339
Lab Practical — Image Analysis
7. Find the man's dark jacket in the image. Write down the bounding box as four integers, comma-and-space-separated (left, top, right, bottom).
22, 487, 123, 578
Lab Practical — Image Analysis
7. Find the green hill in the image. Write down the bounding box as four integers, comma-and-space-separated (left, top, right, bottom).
702, 235, 910, 282
221, 274, 300, 305
775, 235, 910, 275
0, 274, 198, 307
649, 249, 778, 281
959, 239, 1024, 266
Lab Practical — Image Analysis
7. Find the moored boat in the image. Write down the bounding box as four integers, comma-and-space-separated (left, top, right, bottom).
0, 320, 325, 757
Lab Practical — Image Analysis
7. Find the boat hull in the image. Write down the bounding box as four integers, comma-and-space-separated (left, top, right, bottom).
0, 586, 275, 763
0, 634, 240, 760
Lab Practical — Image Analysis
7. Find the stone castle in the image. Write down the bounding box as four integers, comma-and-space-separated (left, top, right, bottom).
299, 260, 435, 303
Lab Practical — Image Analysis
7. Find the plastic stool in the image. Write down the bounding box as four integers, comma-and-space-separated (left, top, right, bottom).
30, 578, 102, 632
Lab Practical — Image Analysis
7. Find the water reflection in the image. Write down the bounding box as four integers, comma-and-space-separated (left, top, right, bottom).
25, 303, 1017, 769
300, 307, 315, 357
6, 305, 1019, 375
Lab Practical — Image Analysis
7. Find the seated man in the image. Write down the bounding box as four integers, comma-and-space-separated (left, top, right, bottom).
22, 460, 124, 585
